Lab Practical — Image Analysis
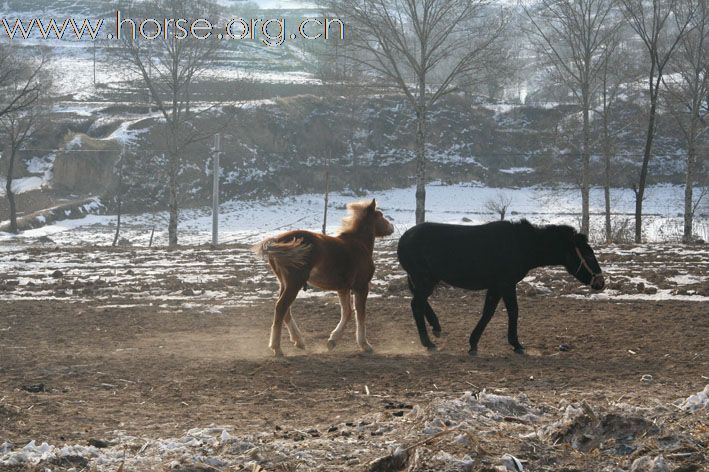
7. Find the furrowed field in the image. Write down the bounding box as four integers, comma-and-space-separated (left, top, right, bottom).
1, 235, 707, 471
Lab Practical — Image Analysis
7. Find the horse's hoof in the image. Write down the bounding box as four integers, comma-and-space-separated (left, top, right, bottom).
273, 350, 284, 358
425, 344, 437, 352
513, 346, 525, 355
432, 329, 442, 338
294, 341, 306, 350
360, 343, 374, 354
468, 348, 478, 357
326, 339, 336, 351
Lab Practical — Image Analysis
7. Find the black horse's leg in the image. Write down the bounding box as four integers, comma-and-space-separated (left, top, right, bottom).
412, 296, 436, 350
423, 300, 442, 337
468, 288, 501, 356
409, 275, 437, 350
502, 285, 524, 354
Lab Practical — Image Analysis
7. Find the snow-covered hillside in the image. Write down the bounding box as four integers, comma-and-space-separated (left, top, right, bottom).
1, 0, 319, 101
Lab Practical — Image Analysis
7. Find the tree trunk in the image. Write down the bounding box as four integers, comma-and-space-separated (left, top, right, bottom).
683, 140, 695, 243
599, 61, 612, 243
6, 182, 17, 234
186, 77, 191, 118
635, 77, 660, 243
602, 91, 612, 243
112, 204, 122, 247
5, 147, 18, 234
112, 154, 124, 247
169, 55, 180, 248
581, 94, 591, 235
168, 153, 179, 247
415, 105, 427, 225
322, 160, 330, 235
603, 140, 612, 243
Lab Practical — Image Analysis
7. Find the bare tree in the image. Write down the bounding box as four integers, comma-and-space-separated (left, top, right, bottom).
484, 193, 512, 221
619, 0, 697, 242
114, 0, 222, 246
0, 44, 46, 119
595, 32, 639, 243
308, 31, 372, 185
663, 0, 709, 242
328, 0, 508, 224
112, 145, 128, 247
304, 107, 343, 234
0, 46, 48, 233
307, 20, 365, 89
1, 109, 43, 234
306, 34, 363, 227
525, 0, 622, 235
465, 14, 527, 103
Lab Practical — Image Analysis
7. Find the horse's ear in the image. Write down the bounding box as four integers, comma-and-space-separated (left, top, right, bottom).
369, 199, 377, 213
520, 219, 534, 230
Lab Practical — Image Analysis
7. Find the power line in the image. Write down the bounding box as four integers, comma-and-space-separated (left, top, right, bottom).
14, 148, 170, 153
11, 148, 699, 158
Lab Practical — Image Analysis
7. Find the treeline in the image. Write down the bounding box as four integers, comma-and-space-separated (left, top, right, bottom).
0, 0, 706, 245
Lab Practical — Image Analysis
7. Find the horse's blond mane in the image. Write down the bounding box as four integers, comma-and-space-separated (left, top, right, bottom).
338, 200, 373, 234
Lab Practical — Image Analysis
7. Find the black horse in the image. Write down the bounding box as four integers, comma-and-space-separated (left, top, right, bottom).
397, 220, 605, 355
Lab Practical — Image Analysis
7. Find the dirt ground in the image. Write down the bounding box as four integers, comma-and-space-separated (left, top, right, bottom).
0, 244, 707, 471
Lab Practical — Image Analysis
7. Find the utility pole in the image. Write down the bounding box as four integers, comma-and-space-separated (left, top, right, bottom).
212, 133, 221, 246
322, 150, 330, 235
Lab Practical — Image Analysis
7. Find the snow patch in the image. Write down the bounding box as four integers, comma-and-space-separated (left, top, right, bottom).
0, 177, 44, 196
499, 167, 534, 174
667, 274, 707, 285
680, 385, 709, 411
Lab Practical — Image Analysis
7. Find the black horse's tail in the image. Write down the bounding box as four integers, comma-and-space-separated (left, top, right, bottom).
404, 271, 439, 296
406, 275, 414, 293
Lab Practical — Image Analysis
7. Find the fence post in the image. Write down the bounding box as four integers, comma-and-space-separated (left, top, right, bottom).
212, 133, 221, 246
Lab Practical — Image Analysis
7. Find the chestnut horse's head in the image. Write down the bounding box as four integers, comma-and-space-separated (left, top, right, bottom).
340, 199, 394, 237
371, 200, 395, 237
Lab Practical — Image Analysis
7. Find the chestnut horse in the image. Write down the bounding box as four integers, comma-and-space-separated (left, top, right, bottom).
253, 199, 394, 357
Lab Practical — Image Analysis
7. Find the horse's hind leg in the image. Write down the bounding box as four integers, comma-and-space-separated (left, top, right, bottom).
285, 309, 305, 349
272, 262, 305, 350
423, 300, 442, 337
269, 276, 303, 357
501, 285, 524, 354
469, 288, 501, 356
327, 289, 352, 350
409, 275, 438, 350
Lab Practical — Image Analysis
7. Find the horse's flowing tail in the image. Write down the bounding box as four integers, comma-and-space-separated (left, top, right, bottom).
252, 237, 312, 271
406, 275, 416, 293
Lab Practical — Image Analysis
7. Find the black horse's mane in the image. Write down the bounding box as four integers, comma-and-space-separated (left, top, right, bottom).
513, 219, 587, 245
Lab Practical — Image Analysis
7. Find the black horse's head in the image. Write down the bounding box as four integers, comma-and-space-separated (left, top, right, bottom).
561, 231, 605, 290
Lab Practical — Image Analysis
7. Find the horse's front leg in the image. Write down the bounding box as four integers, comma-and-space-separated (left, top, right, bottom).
502, 285, 524, 354
353, 288, 373, 353
469, 288, 501, 356
327, 289, 353, 350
